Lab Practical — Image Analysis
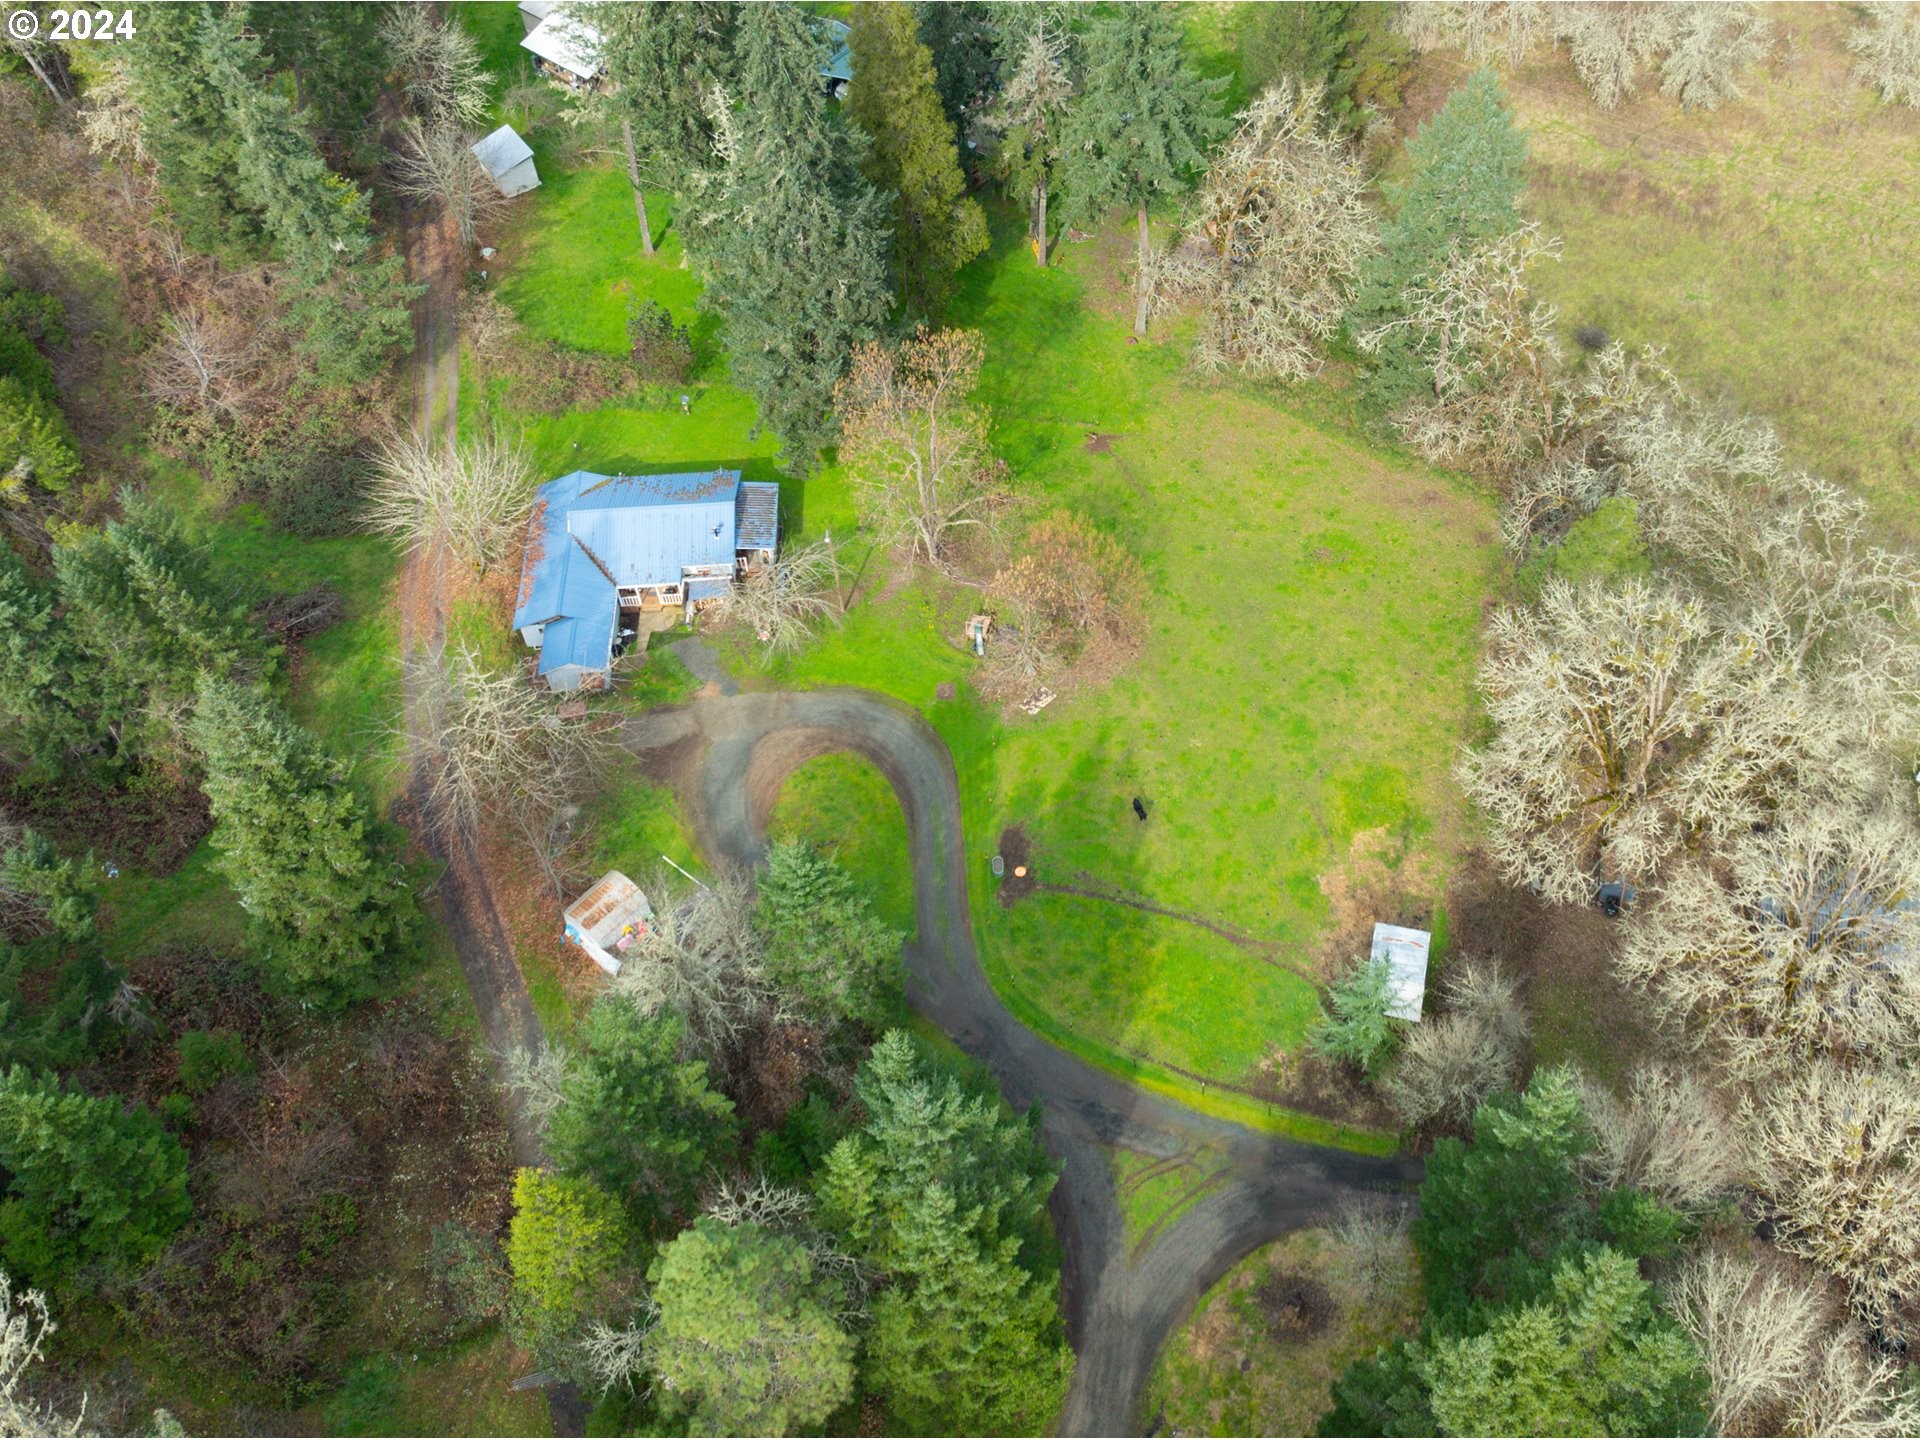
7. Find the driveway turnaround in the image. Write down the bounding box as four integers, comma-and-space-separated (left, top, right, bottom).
626, 678, 1421, 1436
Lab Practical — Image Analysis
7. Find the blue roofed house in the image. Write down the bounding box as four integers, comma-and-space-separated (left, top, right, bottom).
511, 469, 779, 691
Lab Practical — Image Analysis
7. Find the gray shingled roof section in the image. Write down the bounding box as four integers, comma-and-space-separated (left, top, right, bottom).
471, 124, 533, 181
734, 481, 780, 551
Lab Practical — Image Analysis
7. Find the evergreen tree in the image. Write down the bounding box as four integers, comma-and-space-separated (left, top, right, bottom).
646, 1218, 857, 1436
589, 1, 740, 254
986, 11, 1076, 267
849, 2, 989, 314
506, 1167, 632, 1363
1060, 5, 1227, 335
0, 264, 78, 497
756, 839, 903, 1028
1346, 69, 1525, 412
118, 3, 260, 252
817, 1031, 1071, 1433
0, 549, 92, 771
248, 1, 390, 164
0, 832, 121, 1072
913, 1, 1003, 132
1238, 2, 1410, 133
0, 1066, 189, 1288
53, 490, 265, 759
547, 1000, 737, 1236
690, 4, 891, 469
190, 676, 413, 1006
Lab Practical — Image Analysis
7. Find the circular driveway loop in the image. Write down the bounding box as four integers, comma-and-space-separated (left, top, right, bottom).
626, 680, 1421, 1435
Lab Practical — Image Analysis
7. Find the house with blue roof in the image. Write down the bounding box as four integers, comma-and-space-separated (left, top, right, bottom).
511, 468, 779, 691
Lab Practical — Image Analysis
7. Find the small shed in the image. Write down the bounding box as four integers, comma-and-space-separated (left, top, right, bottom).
563, 870, 653, 975
1370, 921, 1431, 1023
471, 125, 540, 198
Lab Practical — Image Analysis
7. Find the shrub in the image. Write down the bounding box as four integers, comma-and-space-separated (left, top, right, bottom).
1307, 954, 1399, 1078
1382, 957, 1528, 1131
176, 1028, 255, 1095
626, 298, 695, 387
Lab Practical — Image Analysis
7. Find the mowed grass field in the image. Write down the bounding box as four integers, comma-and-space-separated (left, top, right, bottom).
476, 136, 1497, 1117
1404, 3, 1920, 532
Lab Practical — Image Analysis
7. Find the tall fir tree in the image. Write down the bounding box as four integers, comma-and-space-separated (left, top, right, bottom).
0, 1065, 189, 1287
848, 3, 988, 314
190, 676, 413, 1007
912, 1, 1004, 133
987, 12, 1076, 267
1059, 5, 1227, 334
248, 1, 390, 165
1346, 68, 1525, 412
0, 548, 96, 767
589, 1, 740, 255
689, 3, 891, 469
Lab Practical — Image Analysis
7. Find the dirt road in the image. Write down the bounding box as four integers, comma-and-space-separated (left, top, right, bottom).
626, 676, 1421, 1436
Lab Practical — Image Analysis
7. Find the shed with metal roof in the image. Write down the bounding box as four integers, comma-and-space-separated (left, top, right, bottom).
564, 870, 653, 975
471, 124, 540, 198
1371, 922, 1431, 1023
522, 10, 602, 86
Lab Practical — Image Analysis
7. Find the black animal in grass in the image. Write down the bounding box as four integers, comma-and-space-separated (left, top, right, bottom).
1133, 796, 1148, 822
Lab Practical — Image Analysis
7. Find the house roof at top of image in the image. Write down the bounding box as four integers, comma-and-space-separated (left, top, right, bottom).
1370, 921, 1431, 1023
470, 124, 533, 181
513, 469, 749, 634
817, 16, 853, 83
522, 10, 603, 79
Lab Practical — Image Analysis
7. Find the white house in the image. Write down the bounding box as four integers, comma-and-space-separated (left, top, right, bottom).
471, 124, 540, 198
563, 870, 653, 975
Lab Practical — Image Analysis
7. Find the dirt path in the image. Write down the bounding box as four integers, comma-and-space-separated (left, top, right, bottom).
396, 203, 585, 1435
625, 682, 1421, 1436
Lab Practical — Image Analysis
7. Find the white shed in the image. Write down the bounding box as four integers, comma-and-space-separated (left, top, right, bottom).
1370, 921, 1431, 1023
563, 870, 653, 975
522, 11, 603, 87
518, 0, 552, 35
472, 124, 540, 198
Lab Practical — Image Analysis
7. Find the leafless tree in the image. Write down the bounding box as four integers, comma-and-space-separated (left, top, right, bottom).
1665, 1245, 1831, 1437
1618, 805, 1920, 1078
1577, 1062, 1741, 1216
1464, 577, 1767, 900
703, 1176, 869, 1320
711, 537, 843, 659
363, 430, 535, 577
1785, 1325, 1920, 1437
1158, 80, 1378, 381
142, 307, 256, 418
577, 1308, 660, 1395
1399, 2, 1552, 64
610, 874, 786, 1063
835, 329, 1010, 571
1323, 1202, 1415, 1311
0, 1273, 84, 1438
78, 54, 144, 161
1744, 1059, 1920, 1336
1382, 957, 1529, 1132
380, 3, 491, 128
1658, 3, 1772, 109
389, 118, 506, 249
408, 641, 619, 842
1848, 1, 1920, 108
975, 617, 1062, 707
1357, 224, 1567, 479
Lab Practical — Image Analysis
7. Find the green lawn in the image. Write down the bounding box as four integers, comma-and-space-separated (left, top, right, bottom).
768, 753, 916, 934
1422, 4, 1920, 535
476, 149, 1496, 1140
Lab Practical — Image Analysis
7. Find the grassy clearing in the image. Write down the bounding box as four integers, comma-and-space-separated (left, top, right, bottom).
1143, 1226, 1420, 1436
313, 1330, 551, 1438
1107, 1144, 1232, 1252
1405, 5, 1920, 532
476, 147, 1494, 1141
767, 753, 916, 934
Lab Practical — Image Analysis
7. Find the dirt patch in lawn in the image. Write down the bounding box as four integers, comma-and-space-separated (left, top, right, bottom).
1316, 826, 1445, 981
1256, 1271, 1337, 1338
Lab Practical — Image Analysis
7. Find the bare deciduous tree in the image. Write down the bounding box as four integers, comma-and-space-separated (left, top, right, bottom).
389, 118, 506, 250
711, 538, 843, 658
1357, 225, 1567, 479
364, 431, 534, 577
1619, 805, 1920, 1078
1658, 3, 1772, 110
78, 54, 144, 161
1323, 1202, 1415, 1311
379, 3, 491, 127
1382, 957, 1529, 1132
1158, 79, 1377, 381
0, 1274, 84, 1438
409, 641, 619, 865
610, 874, 786, 1063
983, 510, 1146, 703
1744, 1059, 1920, 1336
1577, 1062, 1741, 1216
835, 330, 1009, 571
142, 307, 256, 418
1848, 1, 1920, 108
577, 1309, 660, 1395
503, 1039, 575, 1131
1665, 1245, 1830, 1437
1785, 1325, 1920, 1437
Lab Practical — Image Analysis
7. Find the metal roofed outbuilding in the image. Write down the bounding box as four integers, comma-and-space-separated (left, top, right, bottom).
1371, 921, 1431, 1023
471, 124, 540, 198
522, 10, 603, 85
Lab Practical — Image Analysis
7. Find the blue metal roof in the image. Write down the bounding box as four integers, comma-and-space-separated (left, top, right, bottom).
818, 17, 852, 83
